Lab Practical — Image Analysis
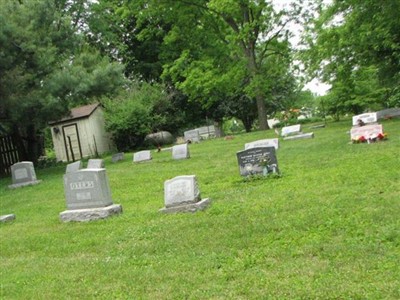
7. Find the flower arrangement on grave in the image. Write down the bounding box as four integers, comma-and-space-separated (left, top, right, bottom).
258, 154, 271, 167
352, 132, 388, 144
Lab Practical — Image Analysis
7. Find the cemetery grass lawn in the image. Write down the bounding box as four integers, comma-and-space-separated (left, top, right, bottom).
1, 118, 399, 299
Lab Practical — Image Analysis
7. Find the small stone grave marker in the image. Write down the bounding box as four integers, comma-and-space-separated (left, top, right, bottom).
172, 144, 190, 160
112, 152, 124, 163
245, 138, 279, 150
133, 150, 152, 163
184, 129, 201, 143
8, 161, 41, 189
350, 124, 383, 140
87, 159, 104, 169
0, 214, 16, 223
160, 175, 210, 213
236, 147, 279, 177
60, 168, 122, 222
66, 161, 82, 173
352, 112, 378, 126
281, 124, 301, 137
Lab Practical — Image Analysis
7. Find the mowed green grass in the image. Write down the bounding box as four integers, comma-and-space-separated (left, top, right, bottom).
1, 118, 399, 299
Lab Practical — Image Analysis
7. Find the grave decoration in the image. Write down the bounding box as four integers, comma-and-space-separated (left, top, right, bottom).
172, 144, 190, 160
160, 175, 211, 213
237, 147, 279, 177
112, 152, 124, 163
350, 124, 387, 144
281, 124, 314, 141
133, 150, 152, 163
8, 161, 42, 189
60, 160, 122, 222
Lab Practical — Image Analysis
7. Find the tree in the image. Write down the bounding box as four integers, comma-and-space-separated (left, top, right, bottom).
302, 0, 400, 111
124, 0, 301, 130
0, 0, 125, 163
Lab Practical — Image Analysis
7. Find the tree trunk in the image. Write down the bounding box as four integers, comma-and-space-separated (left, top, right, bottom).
26, 124, 39, 164
213, 120, 224, 138
256, 94, 269, 130
11, 125, 27, 162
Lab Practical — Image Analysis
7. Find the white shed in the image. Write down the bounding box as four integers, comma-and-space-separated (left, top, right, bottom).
49, 103, 114, 162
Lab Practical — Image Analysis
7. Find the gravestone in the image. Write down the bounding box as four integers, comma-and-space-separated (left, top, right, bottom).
281, 124, 301, 137
172, 144, 190, 160
377, 108, 400, 120
350, 124, 383, 140
60, 168, 122, 222
87, 159, 104, 169
197, 125, 216, 139
283, 132, 314, 140
66, 161, 82, 173
245, 138, 279, 150
352, 112, 378, 126
133, 150, 152, 163
160, 175, 210, 213
184, 129, 201, 143
112, 152, 124, 163
8, 161, 41, 189
236, 147, 279, 177
0, 214, 16, 223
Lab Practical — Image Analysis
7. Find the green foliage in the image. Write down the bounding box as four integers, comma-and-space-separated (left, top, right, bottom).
1, 119, 399, 298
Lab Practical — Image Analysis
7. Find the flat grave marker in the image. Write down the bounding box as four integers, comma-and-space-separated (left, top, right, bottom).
281, 124, 301, 137
133, 150, 152, 163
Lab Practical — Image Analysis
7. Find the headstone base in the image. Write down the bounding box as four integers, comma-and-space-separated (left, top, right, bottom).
59, 204, 122, 222
0, 214, 16, 223
159, 198, 211, 214
283, 132, 314, 140
8, 180, 42, 189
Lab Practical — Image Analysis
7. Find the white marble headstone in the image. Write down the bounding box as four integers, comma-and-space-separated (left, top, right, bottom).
172, 144, 190, 160
164, 175, 200, 208
352, 112, 378, 126
350, 124, 383, 140
133, 150, 152, 163
281, 124, 301, 136
245, 138, 279, 150
87, 159, 104, 169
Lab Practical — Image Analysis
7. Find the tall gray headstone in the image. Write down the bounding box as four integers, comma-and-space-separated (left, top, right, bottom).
60, 168, 122, 222
172, 144, 190, 160
160, 175, 210, 213
8, 161, 41, 189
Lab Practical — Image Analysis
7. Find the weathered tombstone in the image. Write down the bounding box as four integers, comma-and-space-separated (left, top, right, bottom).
159, 175, 211, 213
245, 138, 279, 150
184, 129, 201, 143
145, 131, 174, 146
281, 124, 301, 137
172, 144, 190, 160
87, 159, 104, 169
196, 125, 216, 139
350, 124, 383, 141
283, 132, 314, 140
377, 108, 400, 120
0, 214, 16, 223
8, 161, 41, 189
112, 152, 124, 163
133, 150, 152, 163
352, 112, 378, 126
60, 168, 122, 222
236, 147, 279, 177
66, 161, 82, 173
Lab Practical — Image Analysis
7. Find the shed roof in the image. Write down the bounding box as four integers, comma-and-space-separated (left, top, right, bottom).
49, 103, 101, 125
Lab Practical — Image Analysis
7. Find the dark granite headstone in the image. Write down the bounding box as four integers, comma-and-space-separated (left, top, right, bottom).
236, 147, 279, 177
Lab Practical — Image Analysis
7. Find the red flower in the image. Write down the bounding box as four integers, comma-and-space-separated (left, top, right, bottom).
358, 136, 366, 142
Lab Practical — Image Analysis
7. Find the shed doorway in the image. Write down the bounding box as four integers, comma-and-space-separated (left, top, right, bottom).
62, 124, 82, 162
